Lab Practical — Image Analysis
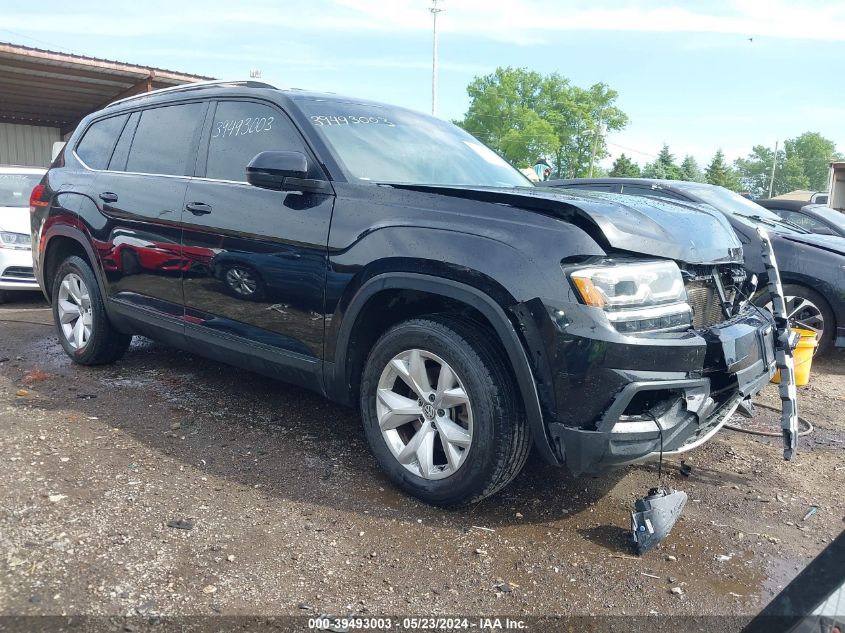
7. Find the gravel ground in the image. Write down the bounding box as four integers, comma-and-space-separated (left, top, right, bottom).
1, 293, 843, 623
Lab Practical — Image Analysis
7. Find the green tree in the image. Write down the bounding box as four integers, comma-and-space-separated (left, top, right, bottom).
734, 145, 779, 197
705, 149, 740, 191
459, 67, 558, 168
680, 155, 704, 182
734, 139, 831, 198
457, 67, 628, 177
642, 144, 683, 179
498, 108, 560, 168
781, 153, 810, 193
549, 82, 628, 178
783, 132, 839, 191
609, 153, 641, 177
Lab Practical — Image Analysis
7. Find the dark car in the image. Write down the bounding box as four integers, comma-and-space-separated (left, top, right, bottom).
545, 178, 845, 354
756, 198, 845, 238
30, 81, 776, 506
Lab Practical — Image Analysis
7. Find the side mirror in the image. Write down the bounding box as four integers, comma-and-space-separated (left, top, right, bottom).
813, 226, 835, 236
246, 151, 308, 190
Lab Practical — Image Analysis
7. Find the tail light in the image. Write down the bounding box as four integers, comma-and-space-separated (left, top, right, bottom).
29, 184, 49, 210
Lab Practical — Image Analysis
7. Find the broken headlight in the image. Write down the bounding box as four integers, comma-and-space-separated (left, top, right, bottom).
570, 260, 691, 333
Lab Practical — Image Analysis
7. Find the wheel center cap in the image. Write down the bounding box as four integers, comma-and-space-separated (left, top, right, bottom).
422, 404, 436, 420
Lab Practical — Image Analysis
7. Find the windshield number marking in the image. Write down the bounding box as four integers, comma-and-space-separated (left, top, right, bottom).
310, 115, 394, 127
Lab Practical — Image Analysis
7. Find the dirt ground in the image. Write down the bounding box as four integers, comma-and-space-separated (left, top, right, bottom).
1, 293, 843, 624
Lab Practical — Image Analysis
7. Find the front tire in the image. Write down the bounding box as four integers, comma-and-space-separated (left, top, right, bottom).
359, 316, 530, 507
51, 256, 132, 365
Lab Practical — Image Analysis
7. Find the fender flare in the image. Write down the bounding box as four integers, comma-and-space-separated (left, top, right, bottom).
39, 224, 107, 303
331, 272, 560, 464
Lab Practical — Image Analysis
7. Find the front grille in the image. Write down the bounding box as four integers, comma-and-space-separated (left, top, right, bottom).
1, 266, 35, 281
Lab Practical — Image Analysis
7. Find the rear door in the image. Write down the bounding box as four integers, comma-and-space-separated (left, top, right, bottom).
92, 101, 206, 318
180, 99, 334, 362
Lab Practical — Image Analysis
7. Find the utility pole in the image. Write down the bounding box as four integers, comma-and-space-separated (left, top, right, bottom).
589, 120, 606, 177
430, 0, 444, 116
768, 140, 779, 199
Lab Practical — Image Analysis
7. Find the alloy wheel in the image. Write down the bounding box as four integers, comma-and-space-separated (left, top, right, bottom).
376, 349, 473, 480
57, 273, 93, 350
764, 295, 824, 337
225, 266, 258, 296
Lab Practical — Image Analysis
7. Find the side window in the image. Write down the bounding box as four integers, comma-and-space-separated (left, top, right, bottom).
108, 111, 140, 171
622, 184, 658, 197
204, 101, 313, 182
126, 103, 204, 176
782, 210, 827, 232
572, 183, 619, 193
75, 114, 128, 170
621, 185, 687, 203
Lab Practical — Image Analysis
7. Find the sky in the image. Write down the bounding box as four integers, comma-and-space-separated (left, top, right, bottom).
4, 0, 845, 169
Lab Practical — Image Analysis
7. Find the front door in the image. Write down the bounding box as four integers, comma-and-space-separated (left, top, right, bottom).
180, 99, 334, 361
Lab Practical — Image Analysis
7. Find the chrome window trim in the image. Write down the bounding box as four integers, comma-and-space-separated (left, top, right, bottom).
72, 150, 191, 181
73, 152, 270, 187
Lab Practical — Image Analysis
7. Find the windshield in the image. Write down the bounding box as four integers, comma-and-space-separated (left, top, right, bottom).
677, 183, 809, 234
297, 99, 531, 188
0, 173, 42, 208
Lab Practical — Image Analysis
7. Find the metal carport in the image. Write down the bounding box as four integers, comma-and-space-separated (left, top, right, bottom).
0, 42, 212, 166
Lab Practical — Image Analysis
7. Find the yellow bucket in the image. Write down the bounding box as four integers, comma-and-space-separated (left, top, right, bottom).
771, 327, 818, 386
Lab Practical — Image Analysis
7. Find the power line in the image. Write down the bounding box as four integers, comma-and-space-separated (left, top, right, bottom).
607, 142, 658, 159
0, 29, 83, 56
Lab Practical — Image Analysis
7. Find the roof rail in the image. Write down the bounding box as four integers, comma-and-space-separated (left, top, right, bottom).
106, 79, 278, 108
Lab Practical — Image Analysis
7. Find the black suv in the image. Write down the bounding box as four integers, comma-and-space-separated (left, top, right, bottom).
31, 81, 776, 506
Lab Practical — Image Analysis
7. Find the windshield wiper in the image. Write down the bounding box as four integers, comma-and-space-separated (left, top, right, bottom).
745, 214, 810, 234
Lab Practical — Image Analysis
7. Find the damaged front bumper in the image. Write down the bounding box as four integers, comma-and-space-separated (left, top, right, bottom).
529, 303, 777, 476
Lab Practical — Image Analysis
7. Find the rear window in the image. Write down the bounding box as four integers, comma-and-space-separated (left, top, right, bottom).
126, 103, 204, 176
75, 115, 128, 170
0, 173, 42, 207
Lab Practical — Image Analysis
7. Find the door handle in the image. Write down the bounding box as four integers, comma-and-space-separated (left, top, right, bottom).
185, 202, 212, 216
99, 191, 118, 203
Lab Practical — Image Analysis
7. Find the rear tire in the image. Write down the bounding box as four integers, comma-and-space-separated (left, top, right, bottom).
51, 256, 132, 365
359, 316, 531, 507
0, 290, 6, 304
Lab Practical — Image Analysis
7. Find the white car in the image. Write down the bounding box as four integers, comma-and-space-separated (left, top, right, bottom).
0, 166, 46, 303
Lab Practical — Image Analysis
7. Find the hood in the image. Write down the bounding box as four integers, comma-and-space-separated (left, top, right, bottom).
779, 232, 845, 257
0, 206, 32, 235
388, 184, 744, 265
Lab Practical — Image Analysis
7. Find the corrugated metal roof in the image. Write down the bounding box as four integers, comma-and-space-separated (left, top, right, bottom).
0, 41, 214, 80
0, 41, 215, 133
